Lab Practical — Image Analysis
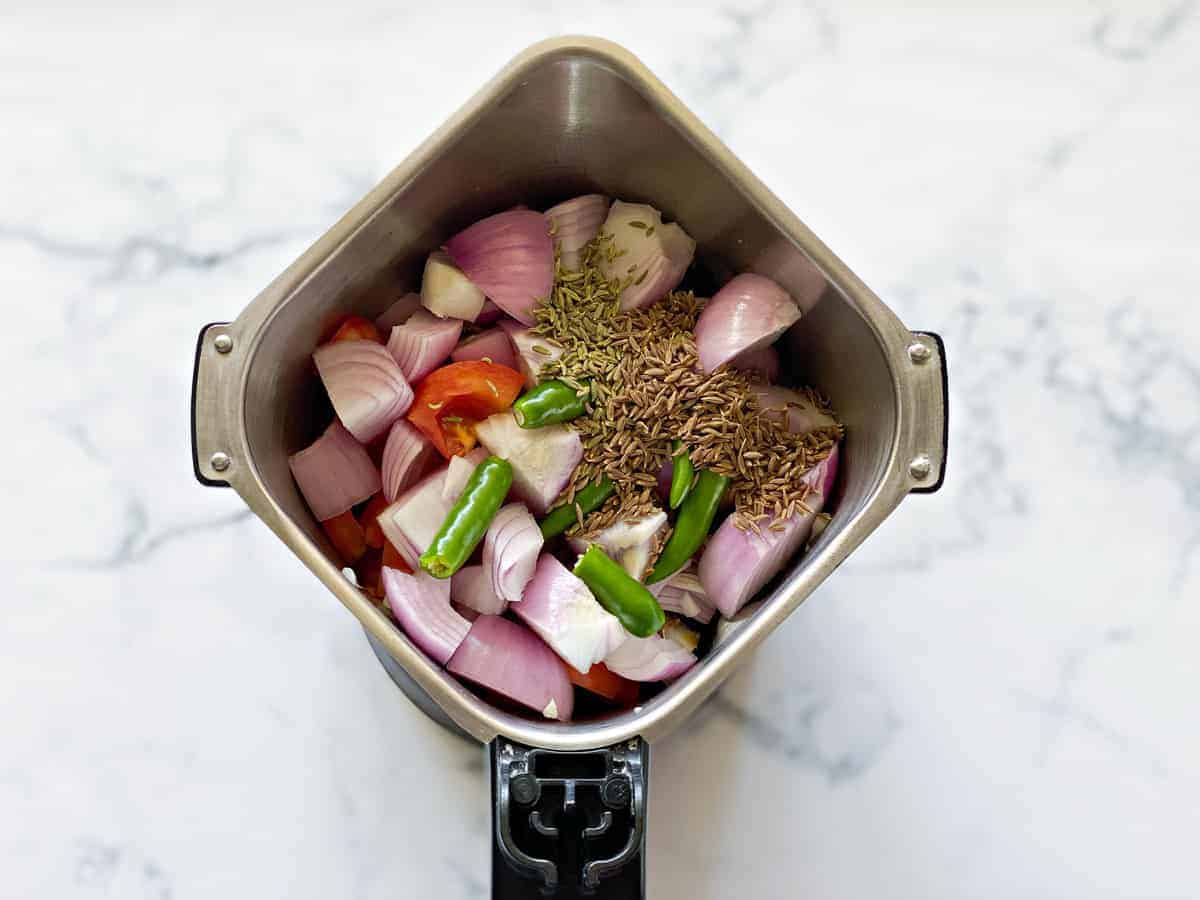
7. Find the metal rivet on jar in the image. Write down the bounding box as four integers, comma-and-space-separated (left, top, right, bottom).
214, 333, 233, 354
210, 452, 231, 472
909, 454, 932, 480
908, 340, 931, 364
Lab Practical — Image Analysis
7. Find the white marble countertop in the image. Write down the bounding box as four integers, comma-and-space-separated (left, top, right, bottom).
4, 2, 1198, 897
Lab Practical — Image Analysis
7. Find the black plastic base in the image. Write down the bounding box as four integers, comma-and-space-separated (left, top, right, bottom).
491, 739, 648, 898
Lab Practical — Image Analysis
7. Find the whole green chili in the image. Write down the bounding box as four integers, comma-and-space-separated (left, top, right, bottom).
645, 469, 730, 585
538, 476, 615, 539
512, 379, 587, 428
668, 440, 694, 510
573, 545, 666, 638
419, 456, 513, 579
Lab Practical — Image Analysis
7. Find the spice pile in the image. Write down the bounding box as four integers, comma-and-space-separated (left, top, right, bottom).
533, 238, 843, 533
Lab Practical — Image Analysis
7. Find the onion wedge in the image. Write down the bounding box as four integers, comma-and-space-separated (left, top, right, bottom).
513, 555, 627, 674
482, 503, 543, 605
598, 201, 695, 310
289, 420, 381, 521
386, 308, 463, 384
695, 274, 801, 374
313, 339, 413, 443
698, 447, 839, 618
382, 566, 469, 665
474, 412, 582, 514
568, 509, 669, 581
447, 615, 574, 721
444, 210, 553, 326
604, 634, 696, 683
545, 194, 609, 269
420, 250, 486, 321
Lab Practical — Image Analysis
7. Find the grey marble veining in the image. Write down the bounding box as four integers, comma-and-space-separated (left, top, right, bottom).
3, 2, 1198, 898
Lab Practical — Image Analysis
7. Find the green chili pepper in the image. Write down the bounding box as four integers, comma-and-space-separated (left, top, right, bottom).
645, 469, 730, 585
573, 545, 666, 638
668, 440, 694, 510
538, 476, 615, 539
419, 456, 513, 579
512, 379, 587, 428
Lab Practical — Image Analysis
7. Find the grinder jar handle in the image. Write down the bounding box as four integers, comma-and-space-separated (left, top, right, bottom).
491, 738, 649, 898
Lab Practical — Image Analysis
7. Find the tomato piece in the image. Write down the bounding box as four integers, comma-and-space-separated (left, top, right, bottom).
327, 315, 383, 344
568, 663, 639, 706
382, 539, 412, 573
321, 510, 367, 563
358, 493, 391, 549
407, 361, 525, 458
440, 418, 479, 456
355, 548, 385, 599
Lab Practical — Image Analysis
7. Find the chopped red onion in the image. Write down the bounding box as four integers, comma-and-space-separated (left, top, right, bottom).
313, 339, 413, 443
597, 201, 695, 310
377, 465, 453, 569
568, 509, 668, 581
604, 634, 696, 683
382, 566, 469, 665
483, 503, 543, 605
420, 250, 486, 321
731, 344, 781, 382
447, 614, 574, 721
288, 420, 382, 521
474, 412, 582, 514
695, 274, 801, 374
377, 452, 491, 568
450, 327, 518, 370
441, 448, 489, 502
376, 292, 423, 331
696, 273, 796, 374
544, 194, 609, 269
498, 321, 563, 388
513, 555, 627, 674
751, 383, 838, 434
648, 566, 716, 624
444, 210, 553, 326
386, 308, 463, 384
699, 447, 839, 618
380, 419, 438, 503
451, 565, 507, 616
